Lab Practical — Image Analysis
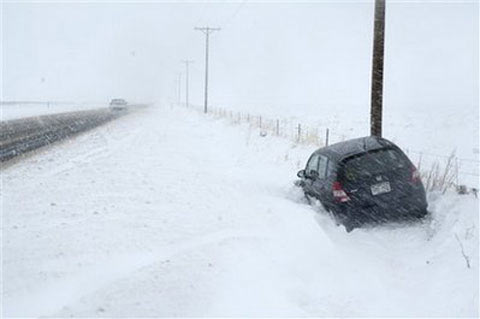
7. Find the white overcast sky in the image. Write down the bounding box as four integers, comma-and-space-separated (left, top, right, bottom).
2, 0, 478, 113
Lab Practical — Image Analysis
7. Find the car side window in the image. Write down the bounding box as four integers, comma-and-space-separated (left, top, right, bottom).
318, 156, 328, 179
306, 154, 319, 176
326, 158, 335, 177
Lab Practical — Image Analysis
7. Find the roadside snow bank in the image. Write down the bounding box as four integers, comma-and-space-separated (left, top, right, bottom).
185, 106, 479, 317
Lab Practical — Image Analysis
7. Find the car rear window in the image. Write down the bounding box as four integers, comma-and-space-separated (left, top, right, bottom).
341, 148, 409, 181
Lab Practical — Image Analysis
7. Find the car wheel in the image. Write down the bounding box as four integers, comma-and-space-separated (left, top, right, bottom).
414, 208, 428, 219
328, 208, 345, 227
304, 193, 313, 205
331, 210, 360, 233
344, 222, 355, 233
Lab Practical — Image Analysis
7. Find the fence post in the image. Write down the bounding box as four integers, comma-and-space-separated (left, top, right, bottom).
297, 124, 301, 142
276, 119, 280, 136
259, 116, 262, 129
325, 128, 329, 146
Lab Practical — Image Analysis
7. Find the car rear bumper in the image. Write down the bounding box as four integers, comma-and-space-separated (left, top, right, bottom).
336, 199, 428, 224
337, 184, 428, 223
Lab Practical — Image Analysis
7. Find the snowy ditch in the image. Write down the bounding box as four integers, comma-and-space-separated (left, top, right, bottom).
1, 104, 478, 317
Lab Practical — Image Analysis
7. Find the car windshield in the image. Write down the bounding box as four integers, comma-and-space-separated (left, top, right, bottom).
342, 148, 409, 181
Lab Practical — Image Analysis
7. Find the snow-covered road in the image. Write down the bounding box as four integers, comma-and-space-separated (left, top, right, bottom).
2, 105, 478, 317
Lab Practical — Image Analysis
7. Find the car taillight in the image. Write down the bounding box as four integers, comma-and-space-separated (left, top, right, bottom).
333, 181, 351, 202
411, 167, 421, 183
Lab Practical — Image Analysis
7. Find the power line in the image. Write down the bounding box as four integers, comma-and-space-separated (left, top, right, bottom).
221, 0, 248, 30
194, 26, 221, 114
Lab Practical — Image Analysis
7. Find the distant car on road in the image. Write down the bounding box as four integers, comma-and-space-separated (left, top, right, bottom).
296, 136, 428, 232
109, 99, 128, 111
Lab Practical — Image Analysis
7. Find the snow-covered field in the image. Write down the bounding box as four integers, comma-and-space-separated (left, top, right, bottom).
209, 102, 479, 188
2, 104, 478, 317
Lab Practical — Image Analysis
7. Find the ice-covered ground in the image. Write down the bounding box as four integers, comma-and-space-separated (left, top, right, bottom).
2, 105, 478, 317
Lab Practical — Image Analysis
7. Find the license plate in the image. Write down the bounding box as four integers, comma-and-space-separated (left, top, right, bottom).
371, 181, 391, 195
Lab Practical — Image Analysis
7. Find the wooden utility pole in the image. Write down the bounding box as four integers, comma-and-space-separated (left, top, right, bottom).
370, 0, 386, 137
194, 26, 221, 113
177, 73, 182, 105
182, 60, 194, 107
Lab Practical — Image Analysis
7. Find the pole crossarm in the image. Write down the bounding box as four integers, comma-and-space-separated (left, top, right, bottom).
194, 26, 221, 34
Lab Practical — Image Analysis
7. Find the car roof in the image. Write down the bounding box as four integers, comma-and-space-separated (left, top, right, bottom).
315, 136, 396, 162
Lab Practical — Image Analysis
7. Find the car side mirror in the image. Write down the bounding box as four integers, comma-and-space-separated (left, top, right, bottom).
305, 170, 320, 180
297, 170, 306, 178
309, 170, 319, 179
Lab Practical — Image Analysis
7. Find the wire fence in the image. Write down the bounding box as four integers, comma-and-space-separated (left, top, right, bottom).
181, 103, 479, 192
195, 105, 335, 147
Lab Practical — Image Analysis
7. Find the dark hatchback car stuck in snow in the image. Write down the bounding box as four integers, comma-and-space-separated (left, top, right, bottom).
297, 136, 428, 232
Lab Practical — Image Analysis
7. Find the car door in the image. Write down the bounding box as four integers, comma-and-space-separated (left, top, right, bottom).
304, 153, 320, 196
310, 155, 329, 200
